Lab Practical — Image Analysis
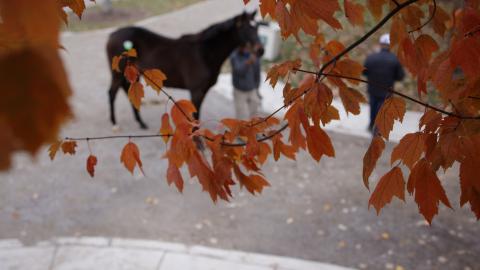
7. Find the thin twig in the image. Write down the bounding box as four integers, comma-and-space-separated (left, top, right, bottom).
140, 67, 194, 122
319, 72, 480, 120
65, 134, 172, 141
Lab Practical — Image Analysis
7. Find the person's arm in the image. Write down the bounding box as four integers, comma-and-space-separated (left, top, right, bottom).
395, 61, 405, 81
363, 58, 369, 77
254, 60, 261, 88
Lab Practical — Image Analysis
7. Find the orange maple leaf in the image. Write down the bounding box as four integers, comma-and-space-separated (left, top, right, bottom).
344, 0, 365, 26
369, 167, 405, 214
367, 0, 388, 20
171, 100, 197, 125
167, 162, 184, 193
375, 97, 406, 140
111, 56, 121, 72
391, 132, 426, 169
128, 82, 144, 110
339, 87, 366, 115
61, 141, 77, 155
120, 142, 144, 175
363, 136, 386, 190
124, 64, 138, 84
159, 113, 173, 144
408, 159, 452, 224
306, 124, 335, 162
48, 140, 62, 161
144, 69, 167, 94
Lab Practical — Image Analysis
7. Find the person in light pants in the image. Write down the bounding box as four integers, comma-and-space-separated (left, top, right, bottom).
230, 43, 263, 120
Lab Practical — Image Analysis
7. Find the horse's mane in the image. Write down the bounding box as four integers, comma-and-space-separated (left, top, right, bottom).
201, 17, 236, 40
180, 16, 236, 41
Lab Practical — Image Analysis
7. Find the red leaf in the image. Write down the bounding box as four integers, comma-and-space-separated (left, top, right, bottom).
367, 0, 388, 20
391, 132, 426, 169
375, 97, 406, 140
306, 124, 335, 162
344, 0, 365, 26
408, 159, 452, 224
124, 64, 138, 84
233, 165, 270, 195
363, 136, 386, 190
86, 155, 97, 177
259, 0, 276, 18
339, 87, 367, 115
369, 167, 405, 214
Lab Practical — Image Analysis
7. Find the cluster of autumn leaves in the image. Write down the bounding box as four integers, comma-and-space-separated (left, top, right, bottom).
1, 0, 479, 223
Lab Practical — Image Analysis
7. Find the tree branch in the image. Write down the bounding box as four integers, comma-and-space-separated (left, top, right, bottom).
391, 0, 401, 7
319, 72, 480, 120
318, 0, 419, 77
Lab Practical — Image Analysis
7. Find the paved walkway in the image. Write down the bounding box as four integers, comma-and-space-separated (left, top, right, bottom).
1, 1, 478, 270
1, 238, 352, 270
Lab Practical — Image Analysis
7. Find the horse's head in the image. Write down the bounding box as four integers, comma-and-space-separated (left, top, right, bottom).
235, 11, 264, 57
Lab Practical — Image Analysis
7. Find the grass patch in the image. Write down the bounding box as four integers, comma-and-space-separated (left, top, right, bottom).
64, 0, 205, 32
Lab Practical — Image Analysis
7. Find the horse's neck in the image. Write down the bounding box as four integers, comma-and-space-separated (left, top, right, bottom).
201, 29, 239, 73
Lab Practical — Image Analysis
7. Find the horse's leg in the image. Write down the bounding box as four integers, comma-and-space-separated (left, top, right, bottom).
108, 73, 122, 127
121, 80, 149, 129
190, 90, 207, 120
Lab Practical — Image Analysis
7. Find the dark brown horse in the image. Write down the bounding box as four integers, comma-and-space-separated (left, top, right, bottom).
106, 11, 263, 129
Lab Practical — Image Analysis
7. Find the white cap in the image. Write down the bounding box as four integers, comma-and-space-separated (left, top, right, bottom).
379, 34, 390, 45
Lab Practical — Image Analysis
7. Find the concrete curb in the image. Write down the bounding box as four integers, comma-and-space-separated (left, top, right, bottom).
0, 237, 355, 270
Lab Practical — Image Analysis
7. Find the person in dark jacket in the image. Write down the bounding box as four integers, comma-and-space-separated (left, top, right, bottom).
230, 43, 262, 119
363, 34, 405, 132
